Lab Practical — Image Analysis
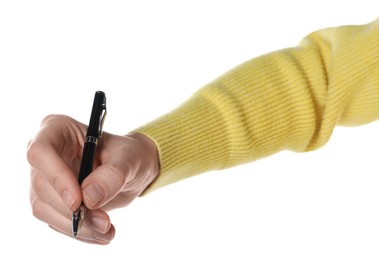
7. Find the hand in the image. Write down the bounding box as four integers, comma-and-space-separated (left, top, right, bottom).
27, 114, 159, 244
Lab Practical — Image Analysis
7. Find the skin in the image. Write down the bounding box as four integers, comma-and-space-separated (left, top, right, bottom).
27, 114, 159, 245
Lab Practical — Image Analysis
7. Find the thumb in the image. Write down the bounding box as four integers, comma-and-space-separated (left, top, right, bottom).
81, 164, 127, 209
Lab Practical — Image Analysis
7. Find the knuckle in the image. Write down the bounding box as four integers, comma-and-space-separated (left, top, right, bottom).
26, 114, 67, 163
105, 163, 129, 187
26, 114, 57, 160
26, 139, 42, 166
30, 172, 46, 195
41, 114, 63, 124
30, 197, 47, 221
29, 173, 49, 221
51, 174, 65, 195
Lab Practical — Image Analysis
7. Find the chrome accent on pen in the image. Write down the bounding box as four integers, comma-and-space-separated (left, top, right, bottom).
86, 136, 98, 144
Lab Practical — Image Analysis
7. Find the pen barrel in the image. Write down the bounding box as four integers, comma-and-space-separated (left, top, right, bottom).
78, 140, 97, 185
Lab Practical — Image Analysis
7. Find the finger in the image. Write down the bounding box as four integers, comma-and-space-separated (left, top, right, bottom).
50, 223, 116, 245
30, 187, 72, 234
81, 163, 130, 209
30, 170, 75, 219
31, 190, 115, 244
30, 169, 115, 243
50, 209, 115, 245
85, 209, 112, 234
27, 139, 82, 211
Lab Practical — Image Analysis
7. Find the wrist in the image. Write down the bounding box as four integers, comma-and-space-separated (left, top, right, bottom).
126, 132, 160, 193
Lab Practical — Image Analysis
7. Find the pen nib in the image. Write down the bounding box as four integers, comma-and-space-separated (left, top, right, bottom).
72, 205, 85, 237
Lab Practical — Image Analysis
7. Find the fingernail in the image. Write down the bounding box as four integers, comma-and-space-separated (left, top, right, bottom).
93, 226, 115, 244
83, 183, 105, 208
88, 217, 110, 233
62, 190, 75, 210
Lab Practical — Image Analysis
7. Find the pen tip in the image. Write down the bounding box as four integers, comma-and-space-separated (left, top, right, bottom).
72, 205, 86, 237
72, 209, 81, 237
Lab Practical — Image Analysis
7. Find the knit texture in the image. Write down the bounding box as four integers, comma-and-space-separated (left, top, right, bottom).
135, 18, 379, 194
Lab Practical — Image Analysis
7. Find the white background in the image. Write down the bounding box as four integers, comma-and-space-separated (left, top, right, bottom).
1, 1, 379, 259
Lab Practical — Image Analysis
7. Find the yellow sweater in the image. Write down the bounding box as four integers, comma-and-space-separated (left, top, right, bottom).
136, 18, 379, 194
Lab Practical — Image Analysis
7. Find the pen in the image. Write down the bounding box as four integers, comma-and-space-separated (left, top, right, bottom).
72, 91, 107, 237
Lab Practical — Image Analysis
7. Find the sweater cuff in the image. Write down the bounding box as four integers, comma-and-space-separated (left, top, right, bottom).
134, 91, 230, 194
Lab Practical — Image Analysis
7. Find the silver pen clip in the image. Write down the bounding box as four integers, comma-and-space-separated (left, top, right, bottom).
98, 101, 107, 138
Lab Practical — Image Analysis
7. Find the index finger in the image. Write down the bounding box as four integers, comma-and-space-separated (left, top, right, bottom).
27, 132, 82, 211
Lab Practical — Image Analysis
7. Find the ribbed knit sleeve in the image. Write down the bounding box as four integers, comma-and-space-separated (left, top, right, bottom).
135, 18, 379, 194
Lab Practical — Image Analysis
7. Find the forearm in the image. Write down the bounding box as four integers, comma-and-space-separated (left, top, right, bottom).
136, 18, 379, 194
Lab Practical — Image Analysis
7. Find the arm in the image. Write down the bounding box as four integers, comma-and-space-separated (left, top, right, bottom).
27, 19, 379, 244
136, 18, 379, 194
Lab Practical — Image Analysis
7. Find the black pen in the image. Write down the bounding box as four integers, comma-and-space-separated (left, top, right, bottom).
72, 91, 107, 237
